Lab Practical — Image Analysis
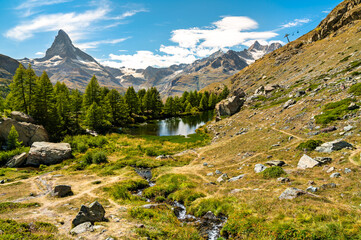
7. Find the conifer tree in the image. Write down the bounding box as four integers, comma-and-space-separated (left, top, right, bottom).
219, 85, 230, 100
105, 89, 129, 125
83, 75, 101, 108
70, 89, 83, 125
199, 94, 208, 111
125, 86, 140, 115
208, 92, 218, 109
84, 102, 109, 132
164, 97, 175, 115
185, 102, 192, 113
54, 82, 71, 136
9, 64, 28, 113
25, 64, 37, 115
7, 125, 21, 150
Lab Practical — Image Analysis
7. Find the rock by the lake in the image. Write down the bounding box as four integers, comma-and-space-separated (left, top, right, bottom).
228, 174, 245, 182
202, 211, 218, 221
297, 154, 320, 169
52, 185, 73, 198
330, 172, 341, 178
315, 140, 353, 153
70, 222, 93, 235
26, 142, 72, 166
6, 152, 27, 168
10, 111, 34, 123
254, 164, 267, 173
279, 188, 307, 200
277, 177, 290, 183
217, 173, 229, 183
215, 96, 245, 116
344, 168, 352, 174
283, 99, 296, 109
0, 118, 49, 146
72, 201, 106, 227
266, 160, 285, 167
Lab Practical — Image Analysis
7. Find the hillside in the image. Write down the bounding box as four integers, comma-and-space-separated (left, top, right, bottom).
0, 54, 21, 79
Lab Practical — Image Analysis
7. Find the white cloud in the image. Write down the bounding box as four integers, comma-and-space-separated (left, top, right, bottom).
281, 18, 311, 28
322, 10, 331, 14
76, 38, 129, 50
16, 0, 73, 17
35, 51, 44, 55
102, 16, 279, 69
110, 8, 148, 20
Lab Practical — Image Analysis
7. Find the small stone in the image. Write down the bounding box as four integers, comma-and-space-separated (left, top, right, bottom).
348, 102, 359, 110
266, 160, 285, 167
254, 164, 267, 173
320, 183, 337, 190
326, 167, 335, 173
203, 162, 208, 166
70, 222, 93, 235
277, 177, 290, 183
306, 186, 318, 192
344, 168, 352, 174
228, 174, 245, 182
279, 188, 307, 200
217, 174, 229, 183
330, 172, 341, 178
308, 180, 315, 185
208, 164, 215, 168
206, 172, 214, 176
344, 125, 353, 132
215, 170, 222, 175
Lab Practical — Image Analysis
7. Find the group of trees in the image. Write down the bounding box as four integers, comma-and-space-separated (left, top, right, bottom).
0, 64, 230, 141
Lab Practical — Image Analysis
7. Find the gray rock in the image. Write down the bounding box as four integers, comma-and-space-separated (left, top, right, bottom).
6, 152, 27, 168
142, 204, 164, 209
295, 90, 306, 98
254, 164, 267, 173
203, 162, 208, 166
279, 188, 307, 200
203, 211, 218, 221
297, 154, 320, 169
344, 125, 353, 132
330, 172, 341, 178
264, 84, 280, 94
344, 168, 352, 174
215, 170, 222, 175
283, 99, 296, 109
10, 111, 34, 123
326, 167, 335, 173
0, 118, 49, 146
207, 172, 214, 176
52, 185, 73, 198
70, 222, 93, 235
266, 160, 285, 167
72, 201, 106, 227
314, 157, 332, 165
306, 186, 318, 192
319, 183, 336, 190
228, 174, 245, 182
320, 126, 337, 133
155, 155, 173, 160
315, 139, 353, 153
26, 142, 72, 166
348, 102, 359, 110
215, 96, 245, 116
277, 177, 290, 183
217, 173, 229, 183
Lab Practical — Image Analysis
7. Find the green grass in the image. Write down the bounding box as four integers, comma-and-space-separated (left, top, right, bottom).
0, 219, 57, 240
349, 83, 361, 96
315, 98, 356, 125
188, 197, 235, 217
0, 202, 40, 213
0, 147, 30, 166
104, 178, 149, 202
262, 166, 286, 179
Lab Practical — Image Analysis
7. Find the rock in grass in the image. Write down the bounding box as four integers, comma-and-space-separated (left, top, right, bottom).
279, 188, 307, 200
330, 172, 341, 178
344, 168, 352, 174
52, 185, 73, 198
319, 183, 336, 190
297, 154, 320, 169
26, 142, 72, 166
70, 222, 93, 235
228, 174, 245, 182
217, 174, 229, 183
215, 170, 222, 175
72, 201, 105, 227
315, 140, 353, 153
254, 164, 267, 173
6, 152, 27, 168
306, 186, 318, 193
277, 177, 290, 183
266, 160, 285, 167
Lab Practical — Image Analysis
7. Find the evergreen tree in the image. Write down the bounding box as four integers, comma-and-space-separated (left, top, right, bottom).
83, 75, 101, 108
150, 87, 163, 116
25, 64, 37, 115
208, 93, 218, 109
185, 102, 192, 113
125, 86, 140, 115
7, 125, 21, 150
219, 85, 230, 100
173, 96, 182, 114
9, 64, 28, 113
137, 89, 146, 113
54, 82, 71, 136
105, 89, 129, 125
199, 94, 208, 111
163, 97, 175, 115
84, 102, 109, 132
0, 97, 4, 113
70, 89, 83, 125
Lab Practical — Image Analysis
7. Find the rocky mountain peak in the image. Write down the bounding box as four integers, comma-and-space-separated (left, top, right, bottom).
248, 41, 262, 51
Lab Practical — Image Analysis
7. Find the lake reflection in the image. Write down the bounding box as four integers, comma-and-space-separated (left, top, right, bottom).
122, 110, 214, 136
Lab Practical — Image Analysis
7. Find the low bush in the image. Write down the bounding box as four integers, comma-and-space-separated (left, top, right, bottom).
262, 166, 286, 179
188, 197, 234, 217
315, 98, 355, 125
93, 151, 108, 164
0, 147, 29, 166
296, 140, 323, 151
104, 179, 148, 201
349, 82, 361, 96
0, 219, 57, 239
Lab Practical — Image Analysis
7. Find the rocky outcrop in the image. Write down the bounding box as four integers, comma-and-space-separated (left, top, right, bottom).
254, 164, 267, 173
279, 188, 308, 200
10, 111, 34, 123
215, 89, 246, 116
26, 142, 72, 166
315, 140, 353, 153
309, 0, 361, 42
72, 201, 106, 227
297, 155, 331, 169
6, 152, 27, 168
70, 222, 93, 235
0, 118, 49, 146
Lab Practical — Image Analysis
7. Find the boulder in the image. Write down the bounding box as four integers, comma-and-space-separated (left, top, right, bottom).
348, 102, 359, 110
319, 183, 336, 190
255, 86, 265, 95
215, 96, 245, 116
266, 160, 285, 167
277, 177, 290, 183
10, 111, 34, 123
344, 125, 353, 132
6, 152, 27, 168
217, 173, 229, 183
72, 201, 106, 227
202, 211, 218, 221
344, 168, 352, 174
254, 164, 267, 173
297, 154, 320, 169
279, 188, 307, 200
320, 126, 337, 133
330, 172, 341, 178
295, 90, 306, 98
70, 222, 93, 235
315, 140, 353, 153
283, 99, 296, 109
232, 88, 246, 98
306, 186, 318, 193
264, 84, 280, 94
0, 118, 48, 146
52, 185, 73, 198
228, 174, 245, 182
26, 142, 72, 166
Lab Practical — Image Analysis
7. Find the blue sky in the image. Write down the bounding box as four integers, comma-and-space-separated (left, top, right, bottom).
0, 0, 342, 69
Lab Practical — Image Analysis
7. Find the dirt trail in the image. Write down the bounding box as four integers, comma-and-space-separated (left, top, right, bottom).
348, 145, 361, 166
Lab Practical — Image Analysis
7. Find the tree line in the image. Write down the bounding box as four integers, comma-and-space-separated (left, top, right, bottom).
0, 64, 229, 141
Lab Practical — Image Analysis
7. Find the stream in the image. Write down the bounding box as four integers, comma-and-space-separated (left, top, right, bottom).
134, 167, 227, 240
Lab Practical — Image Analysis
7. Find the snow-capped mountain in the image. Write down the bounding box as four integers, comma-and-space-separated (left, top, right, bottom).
20, 30, 122, 91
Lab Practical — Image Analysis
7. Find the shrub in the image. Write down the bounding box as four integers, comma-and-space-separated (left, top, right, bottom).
84, 152, 93, 165
188, 197, 234, 217
0, 147, 29, 166
92, 151, 108, 164
262, 166, 286, 179
7, 125, 22, 150
349, 83, 361, 96
105, 179, 148, 201
315, 98, 355, 125
296, 140, 323, 151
